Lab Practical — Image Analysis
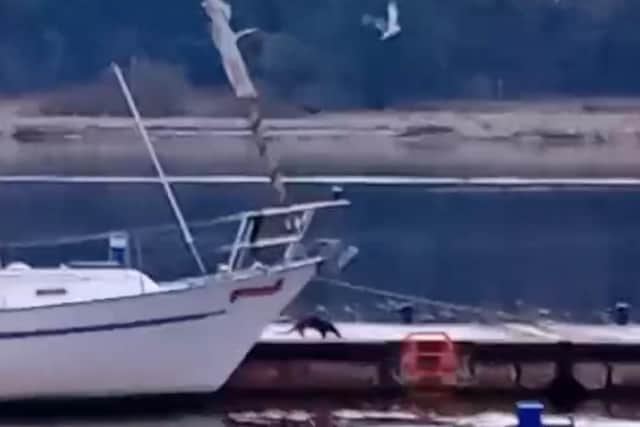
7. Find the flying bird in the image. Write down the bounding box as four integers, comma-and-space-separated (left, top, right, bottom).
216, 0, 232, 22
235, 27, 259, 42
203, 0, 287, 203
203, 0, 261, 43
362, 1, 402, 41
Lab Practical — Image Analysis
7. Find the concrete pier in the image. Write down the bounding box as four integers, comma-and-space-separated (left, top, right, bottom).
225, 321, 640, 395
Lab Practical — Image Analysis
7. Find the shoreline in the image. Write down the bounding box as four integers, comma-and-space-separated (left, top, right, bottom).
3, 99, 640, 178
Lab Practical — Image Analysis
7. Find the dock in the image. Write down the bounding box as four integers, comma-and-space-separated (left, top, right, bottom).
226, 321, 640, 394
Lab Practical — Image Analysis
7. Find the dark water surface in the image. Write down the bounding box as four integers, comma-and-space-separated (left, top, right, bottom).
2, 183, 640, 319
0, 393, 637, 426
3, 182, 640, 422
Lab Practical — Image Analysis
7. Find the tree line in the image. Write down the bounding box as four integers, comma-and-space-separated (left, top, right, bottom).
2, 0, 640, 109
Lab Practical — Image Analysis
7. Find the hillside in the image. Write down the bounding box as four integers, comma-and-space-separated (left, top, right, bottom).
2, 0, 640, 113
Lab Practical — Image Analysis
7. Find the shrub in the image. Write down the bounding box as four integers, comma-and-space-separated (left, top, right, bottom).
39, 58, 191, 117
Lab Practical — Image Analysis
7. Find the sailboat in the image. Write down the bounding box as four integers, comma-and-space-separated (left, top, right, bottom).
0, 66, 353, 400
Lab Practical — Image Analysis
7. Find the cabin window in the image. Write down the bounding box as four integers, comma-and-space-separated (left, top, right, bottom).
36, 288, 67, 296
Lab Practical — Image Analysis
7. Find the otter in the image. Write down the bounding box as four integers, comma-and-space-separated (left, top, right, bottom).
280, 315, 342, 339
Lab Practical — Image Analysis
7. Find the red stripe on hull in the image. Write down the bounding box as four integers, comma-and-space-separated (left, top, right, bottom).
230, 279, 284, 303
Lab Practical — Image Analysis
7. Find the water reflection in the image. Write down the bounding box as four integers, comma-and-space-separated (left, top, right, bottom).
0, 394, 639, 426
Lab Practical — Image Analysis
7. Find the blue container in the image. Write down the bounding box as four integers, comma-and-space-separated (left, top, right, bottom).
614, 302, 631, 326
109, 232, 130, 266
516, 401, 543, 427
397, 304, 415, 324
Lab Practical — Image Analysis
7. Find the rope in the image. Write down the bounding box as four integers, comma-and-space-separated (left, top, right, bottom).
318, 277, 521, 321
2, 212, 244, 249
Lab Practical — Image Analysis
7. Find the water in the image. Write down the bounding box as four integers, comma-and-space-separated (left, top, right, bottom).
0, 394, 638, 426
3, 182, 640, 319
2, 181, 640, 421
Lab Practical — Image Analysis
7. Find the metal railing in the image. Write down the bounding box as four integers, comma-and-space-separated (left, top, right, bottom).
222, 199, 350, 273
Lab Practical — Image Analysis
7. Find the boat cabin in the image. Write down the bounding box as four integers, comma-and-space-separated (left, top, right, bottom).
0, 262, 163, 309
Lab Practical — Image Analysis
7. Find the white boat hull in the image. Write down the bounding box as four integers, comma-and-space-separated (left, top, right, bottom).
0, 261, 317, 400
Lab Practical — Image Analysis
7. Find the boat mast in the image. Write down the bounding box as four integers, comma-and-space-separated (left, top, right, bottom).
111, 63, 207, 275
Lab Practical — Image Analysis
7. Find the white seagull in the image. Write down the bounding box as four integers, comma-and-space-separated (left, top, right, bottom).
216, 0, 232, 22
362, 1, 402, 41
203, 0, 260, 42
235, 27, 259, 42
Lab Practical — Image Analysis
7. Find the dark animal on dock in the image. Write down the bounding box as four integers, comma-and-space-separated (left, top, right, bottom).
280, 315, 342, 338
